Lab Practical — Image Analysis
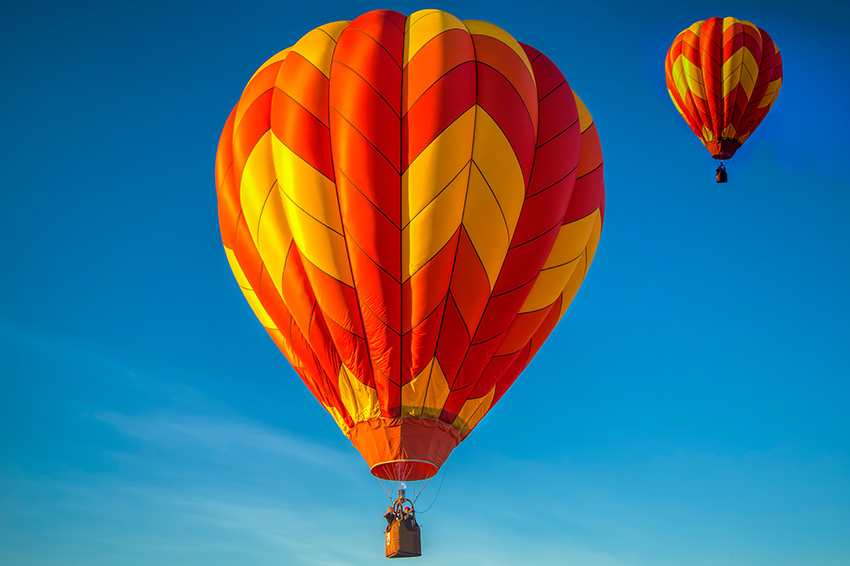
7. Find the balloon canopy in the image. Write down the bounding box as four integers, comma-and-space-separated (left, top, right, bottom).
665, 17, 783, 160
215, 9, 605, 481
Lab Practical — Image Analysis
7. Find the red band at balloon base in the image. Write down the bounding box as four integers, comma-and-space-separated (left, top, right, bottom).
707, 139, 741, 160
349, 417, 462, 481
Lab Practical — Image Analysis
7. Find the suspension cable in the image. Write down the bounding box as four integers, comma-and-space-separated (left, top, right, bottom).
414, 465, 447, 515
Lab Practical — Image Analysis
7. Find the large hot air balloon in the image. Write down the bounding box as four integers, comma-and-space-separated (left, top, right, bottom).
665, 17, 782, 181
215, 9, 605, 483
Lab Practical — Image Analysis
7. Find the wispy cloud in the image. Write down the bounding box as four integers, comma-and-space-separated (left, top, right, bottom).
93, 411, 360, 478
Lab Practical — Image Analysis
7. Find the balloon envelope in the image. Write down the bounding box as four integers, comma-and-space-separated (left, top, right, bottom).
215, 9, 605, 481
665, 17, 783, 159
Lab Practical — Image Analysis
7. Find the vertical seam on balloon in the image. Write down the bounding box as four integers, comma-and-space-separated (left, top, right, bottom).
402, 160, 471, 232
278, 181, 346, 236
429, 18, 478, 421
402, 25, 473, 420
333, 60, 402, 121
401, 30, 466, 116
347, 28, 403, 72
446, 41, 546, 399
738, 31, 777, 140
397, 14, 405, 417
324, 21, 378, 419
330, 105, 402, 176
470, 159, 510, 254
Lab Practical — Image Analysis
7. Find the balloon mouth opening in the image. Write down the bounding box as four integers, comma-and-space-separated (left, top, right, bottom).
371, 459, 439, 481
706, 139, 741, 161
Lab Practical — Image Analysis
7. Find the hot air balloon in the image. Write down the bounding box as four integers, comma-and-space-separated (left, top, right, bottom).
215, 9, 604, 488
665, 17, 782, 182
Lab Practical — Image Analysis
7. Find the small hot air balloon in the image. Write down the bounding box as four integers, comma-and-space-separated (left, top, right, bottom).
215, 9, 604, 488
665, 17, 782, 182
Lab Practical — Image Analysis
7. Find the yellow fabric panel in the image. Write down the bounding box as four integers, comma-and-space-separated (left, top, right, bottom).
256, 184, 293, 296
403, 9, 466, 67
338, 364, 381, 423
239, 130, 277, 245
290, 21, 349, 78
469, 107, 525, 238
701, 124, 715, 142
272, 137, 342, 233
452, 386, 495, 437
461, 19, 534, 80
270, 137, 353, 286
557, 210, 602, 322
519, 212, 597, 312
523, 259, 580, 313
248, 48, 290, 84
464, 162, 509, 290
720, 123, 738, 139
722, 16, 740, 33
574, 93, 594, 134
401, 358, 451, 419
722, 47, 758, 100
403, 107, 475, 225
403, 162, 469, 281
239, 130, 294, 292
225, 246, 277, 329
545, 213, 598, 271
760, 77, 782, 108
670, 56, 692, 107
682, 56, 707, 102
402, 107, 474, 280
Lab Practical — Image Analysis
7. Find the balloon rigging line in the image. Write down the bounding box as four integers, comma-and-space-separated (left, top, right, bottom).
378, 477, 393, 503
415, 464, 447, 515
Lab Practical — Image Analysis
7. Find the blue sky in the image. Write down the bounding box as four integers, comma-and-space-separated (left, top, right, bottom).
1, 0, 848, 564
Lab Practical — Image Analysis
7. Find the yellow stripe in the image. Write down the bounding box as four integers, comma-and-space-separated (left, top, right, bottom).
289, 21, 349, 78
403, 163, 469, 281
270, 136, 352, 286
272, 138, 342, 233
722, 47, 758, 100
452, 387, 495, 437
338, 364, 380, 423
520, 212, 598, 313
225, 246, 277, 329
574, 93, 594, 134
720, 123, 738, 139
402, 107, 474, 280
760, 77, 782, 108
683, 56, 707, 101
461, 19, 534, 80
240, 130, 278, 244
557, 210, 602, 322
463, 107, 525, 289
722, 16, 740, 33
401, 358, 451, 419
239, 131, 294, 294
403, 9, 466, 67
671, 55, 694, 107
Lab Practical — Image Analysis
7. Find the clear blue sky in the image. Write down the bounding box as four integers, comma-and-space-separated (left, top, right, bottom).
1, 1, 848, 565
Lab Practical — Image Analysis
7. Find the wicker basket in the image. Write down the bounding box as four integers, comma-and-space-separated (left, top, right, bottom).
385, 519, 421, 558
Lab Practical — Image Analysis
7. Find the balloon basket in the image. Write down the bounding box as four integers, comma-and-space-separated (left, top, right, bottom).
716, 168, 727, 183
385, 519, 421, 558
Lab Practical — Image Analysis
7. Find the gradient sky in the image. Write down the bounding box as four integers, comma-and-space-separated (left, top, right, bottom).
1, 1, 848, 565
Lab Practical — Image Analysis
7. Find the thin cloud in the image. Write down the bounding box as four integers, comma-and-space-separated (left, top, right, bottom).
93, 411, 360, 478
